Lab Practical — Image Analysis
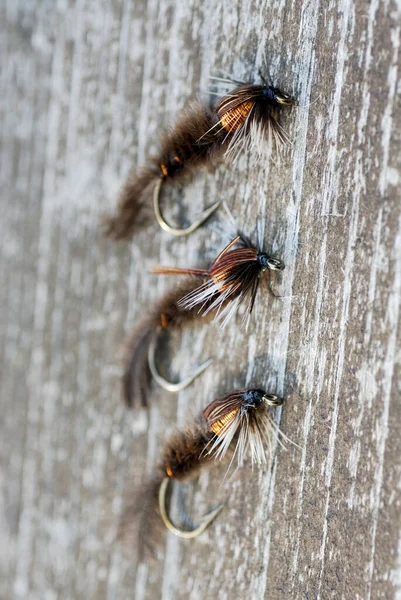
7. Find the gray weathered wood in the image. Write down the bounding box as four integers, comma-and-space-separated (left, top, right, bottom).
1, 0, 401, 598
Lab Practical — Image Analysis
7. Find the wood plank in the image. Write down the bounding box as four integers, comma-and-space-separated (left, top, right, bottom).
1, 0, 400, 598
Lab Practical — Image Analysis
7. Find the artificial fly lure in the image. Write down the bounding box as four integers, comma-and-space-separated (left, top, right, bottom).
104, 75, 296, 239
212, 74, 296, 161
152, 232, 285, 329
120, 388, 285, 551
122, 279, 221, 408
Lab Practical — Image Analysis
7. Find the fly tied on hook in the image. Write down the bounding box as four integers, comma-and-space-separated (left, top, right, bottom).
152, 232, 285, 329
104, 76, 296, 239
120, 388, 286, 552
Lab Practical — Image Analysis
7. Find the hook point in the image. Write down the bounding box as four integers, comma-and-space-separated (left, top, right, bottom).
148, 330, 214, 393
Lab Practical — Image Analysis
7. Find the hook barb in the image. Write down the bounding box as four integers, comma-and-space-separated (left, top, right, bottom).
148, 330, 214, 393
159, 477, 226, 539
153, 179, 221, 237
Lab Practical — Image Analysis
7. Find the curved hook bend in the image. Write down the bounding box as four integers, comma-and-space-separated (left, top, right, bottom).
148, 329, 214, 393
153, 179, 221, 237
159, 477, 226, 539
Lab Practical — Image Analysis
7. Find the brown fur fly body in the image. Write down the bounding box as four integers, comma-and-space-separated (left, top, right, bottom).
104, 102, 225, 240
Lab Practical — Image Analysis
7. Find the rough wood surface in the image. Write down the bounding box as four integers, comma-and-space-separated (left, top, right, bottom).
1, 1, 401, 599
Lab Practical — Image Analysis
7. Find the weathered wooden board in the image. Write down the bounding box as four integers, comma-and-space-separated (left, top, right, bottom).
1, 0, 401, 598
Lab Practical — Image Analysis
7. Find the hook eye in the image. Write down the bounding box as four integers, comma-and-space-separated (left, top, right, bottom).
153, 179, 221, 237
158, 477, 226, 539
262, 394, 284, 407
148, 328, 214, 393
266, 257, 285, 271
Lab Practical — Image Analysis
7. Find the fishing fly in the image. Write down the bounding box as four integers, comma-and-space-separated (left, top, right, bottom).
152, 232, 285, 329
211, 73, 296, 161
120, 388, 285, 550
104, 76, 296, 239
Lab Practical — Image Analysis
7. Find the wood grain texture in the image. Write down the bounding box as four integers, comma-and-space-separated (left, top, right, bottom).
1, 0, 401, 598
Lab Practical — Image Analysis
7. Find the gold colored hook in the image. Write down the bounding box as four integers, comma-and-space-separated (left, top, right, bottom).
153, 179, 221, 237
158, 477, 226, 539
148, 328, 214, 393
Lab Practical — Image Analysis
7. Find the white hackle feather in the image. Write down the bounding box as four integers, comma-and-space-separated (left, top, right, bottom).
177, 274, 258, 330
205, 397, 286, 467
201, 81, 293, 164
224, 112, 290, 164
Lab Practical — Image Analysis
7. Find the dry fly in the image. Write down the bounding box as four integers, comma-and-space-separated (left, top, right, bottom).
152, 233, 285, 329
104, 77, 296, 239
120, 388, 285, 551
